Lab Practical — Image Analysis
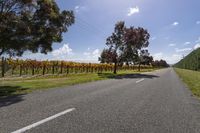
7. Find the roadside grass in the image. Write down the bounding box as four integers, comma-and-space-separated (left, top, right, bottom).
174, 68, 200, 97
0, 69, 156, 97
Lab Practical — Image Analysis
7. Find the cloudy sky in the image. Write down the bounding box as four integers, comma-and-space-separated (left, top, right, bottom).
22, 0, 200, 64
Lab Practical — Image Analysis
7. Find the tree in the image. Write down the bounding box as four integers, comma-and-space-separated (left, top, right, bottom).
0, 0, 75, 57
137, 50, 153, 71
100, 21, 151, 73
152, 60, 169, 68
124, 27, 150, 71
104, 21, 126, 74
99, 49, 117, 64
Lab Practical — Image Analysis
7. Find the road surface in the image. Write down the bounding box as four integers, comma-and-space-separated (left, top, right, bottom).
0, 68, 200, 133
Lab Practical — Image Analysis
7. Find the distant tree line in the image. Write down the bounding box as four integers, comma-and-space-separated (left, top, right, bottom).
152, 60, 169, 68
174, 48, 200, 71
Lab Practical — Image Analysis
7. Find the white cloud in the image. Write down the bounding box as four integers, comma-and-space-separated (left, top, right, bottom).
52, 44, 73, 57
153, 52, 164, 60
153, 52, 182, 64
175, 48, 192, 53
172, 21, 179, 26
169, 43, 176, 47
196, 21, 200, 25
167, 54, 182, 64
75, 6, 80, 11
127, 6, 139, 16
92, 49, 100, 57
20, 44, 102, 63
84, 48, 100, 58
20, 44, 74, 61
83, 52, 90, 56
184, 42, 191, 45
194, 43, 200, 49
74, 5, 86, 13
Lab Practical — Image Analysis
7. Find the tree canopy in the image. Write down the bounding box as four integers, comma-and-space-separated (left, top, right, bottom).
99, 21, 151, 73
0, 0, 75, 57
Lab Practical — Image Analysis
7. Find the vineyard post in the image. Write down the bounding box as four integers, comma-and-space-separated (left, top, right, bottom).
1, 57, 5, 77
52, 63, 55, 74
67, 65, 69, 74
42, 64, 46, 75
19, 64, 22, 76
60, 61, 63, 74
32, 65, 35, 75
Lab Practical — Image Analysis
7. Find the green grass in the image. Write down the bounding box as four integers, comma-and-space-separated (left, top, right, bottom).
174, 68, 200, 97
0, 69, 155, 97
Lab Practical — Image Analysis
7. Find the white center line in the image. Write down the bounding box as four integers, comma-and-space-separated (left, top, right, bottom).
11, 108, 75, 133
136, 78, 144, 83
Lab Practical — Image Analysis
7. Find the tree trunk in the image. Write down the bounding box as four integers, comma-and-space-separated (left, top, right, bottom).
19, 65, 22, 76
42, 65, 46, 75
32, 67, 35, 75
66, 66, 69, 74
60, 62, 63, 74
114, 62, 117, 74
1, 57, 5, 77
138, 62, 141, 72
52, 64, 55, 74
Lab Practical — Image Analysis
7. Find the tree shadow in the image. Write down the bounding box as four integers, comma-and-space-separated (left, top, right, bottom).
98, 73, 159, 79
0, 86, 28, 107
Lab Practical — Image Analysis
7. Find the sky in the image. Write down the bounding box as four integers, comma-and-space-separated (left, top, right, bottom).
22, 0, 200, 64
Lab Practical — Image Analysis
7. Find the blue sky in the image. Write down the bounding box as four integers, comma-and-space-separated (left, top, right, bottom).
22, 0, 200, 64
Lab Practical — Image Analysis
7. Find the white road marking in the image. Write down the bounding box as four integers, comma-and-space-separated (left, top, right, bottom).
136, 78, 144, 83
11, 108, 75, 133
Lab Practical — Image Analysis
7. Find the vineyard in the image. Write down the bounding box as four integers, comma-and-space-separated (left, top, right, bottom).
0, 58, 153, 78
174, 48, 200, 71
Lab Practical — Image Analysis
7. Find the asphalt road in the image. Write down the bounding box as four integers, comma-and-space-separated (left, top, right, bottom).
0, 68, 200, 133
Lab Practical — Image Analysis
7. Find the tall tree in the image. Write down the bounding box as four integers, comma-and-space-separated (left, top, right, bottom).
0, 0, 75, 57
100, 21, 151, 73
124, 26, 150, 69
137, 50, 153, 71
99, 49, 117, 64
104, 21, 125, 74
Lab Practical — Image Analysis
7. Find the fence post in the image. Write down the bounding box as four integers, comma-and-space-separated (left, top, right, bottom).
1, 57, 5, 77
19, 65, 22, 76
42, 64, 46, 75
60, 61, 63, 74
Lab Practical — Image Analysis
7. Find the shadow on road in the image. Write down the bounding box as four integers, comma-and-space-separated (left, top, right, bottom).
0, 86, 28, 107
98, 73, 159, 79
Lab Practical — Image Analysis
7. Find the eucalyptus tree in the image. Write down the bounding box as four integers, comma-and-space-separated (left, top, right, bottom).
0, 0, 74, 77
124, 26, 150, 71
100, 21, 151, 73
0, 0, 75, 57
104, 21, 126, 74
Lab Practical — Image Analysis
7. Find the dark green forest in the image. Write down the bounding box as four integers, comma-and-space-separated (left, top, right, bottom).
174, 48, 200, 71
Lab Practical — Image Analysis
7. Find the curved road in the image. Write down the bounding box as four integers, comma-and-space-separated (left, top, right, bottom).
0, 68, 200, 133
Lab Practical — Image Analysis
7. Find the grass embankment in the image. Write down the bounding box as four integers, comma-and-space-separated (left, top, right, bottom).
0, 69, 155, 97
174, 68, 200, 97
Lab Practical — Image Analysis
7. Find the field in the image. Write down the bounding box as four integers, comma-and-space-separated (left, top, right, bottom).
174, 68, 200, 97
0, 69, 156, 97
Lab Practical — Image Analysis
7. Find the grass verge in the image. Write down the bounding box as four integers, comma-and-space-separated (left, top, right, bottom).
174, 68, 200, 97
0, 69, 155, 97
